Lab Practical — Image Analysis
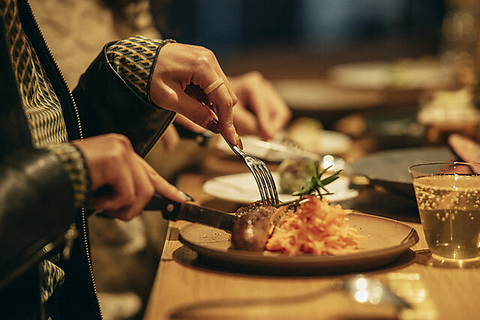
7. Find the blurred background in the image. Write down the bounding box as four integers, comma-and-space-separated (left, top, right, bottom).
151, 0, 478, 150
154, 0, 444, 58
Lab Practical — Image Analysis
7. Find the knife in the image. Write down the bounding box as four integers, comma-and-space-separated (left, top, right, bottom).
143, 194, 238, 231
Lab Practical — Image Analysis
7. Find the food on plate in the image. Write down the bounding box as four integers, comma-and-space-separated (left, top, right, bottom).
266, 195, 364, 255
418, 88, 480, 144
388, 57, 448, 88
285, 117, 324, 153
231, 163, 364, 255
277, 159, 317, 194
417, 88, 477, 125
231, 201, 277, 251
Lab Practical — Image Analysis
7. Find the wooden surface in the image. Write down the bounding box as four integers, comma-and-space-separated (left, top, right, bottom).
144, 149, 480, 320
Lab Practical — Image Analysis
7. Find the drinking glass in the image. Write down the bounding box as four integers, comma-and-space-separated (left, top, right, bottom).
409, 162, 480, 265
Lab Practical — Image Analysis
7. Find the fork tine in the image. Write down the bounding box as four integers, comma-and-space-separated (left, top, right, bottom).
250, 168, 268, 204
253, 164, 278, 206
252, 166, 270, 205
260, 166, 279, 206
221, 134, 278, 206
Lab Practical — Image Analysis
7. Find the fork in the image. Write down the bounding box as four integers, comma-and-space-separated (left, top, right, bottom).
184, 84, 279, 206
222, 135, 279, 206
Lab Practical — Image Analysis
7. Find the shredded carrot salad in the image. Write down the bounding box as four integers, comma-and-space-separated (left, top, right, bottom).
265, 195, 365, 255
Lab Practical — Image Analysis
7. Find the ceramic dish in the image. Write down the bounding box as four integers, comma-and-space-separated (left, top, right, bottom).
216, 132, 352, 162
348, 147, 455, 196
179, 213, 419, 274
327, 60, 451, 91
273, 79, 385, 110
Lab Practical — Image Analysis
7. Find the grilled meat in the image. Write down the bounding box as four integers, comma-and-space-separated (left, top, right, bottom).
231, 201, 276, 251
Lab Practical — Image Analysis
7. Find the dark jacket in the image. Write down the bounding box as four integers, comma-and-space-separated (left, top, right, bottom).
0, 0, 175, 318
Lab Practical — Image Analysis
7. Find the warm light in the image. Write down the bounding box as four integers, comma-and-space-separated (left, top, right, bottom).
355, 277, 368, 290
355, 290, 369, 303
370, 286, 383, 305
322, 155, 335, 170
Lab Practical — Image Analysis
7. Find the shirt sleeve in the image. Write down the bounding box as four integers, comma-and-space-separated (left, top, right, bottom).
48, 143, 91, 208
106, 35, 174, 102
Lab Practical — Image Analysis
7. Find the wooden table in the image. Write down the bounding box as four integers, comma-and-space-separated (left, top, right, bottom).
144, 149, 480, 320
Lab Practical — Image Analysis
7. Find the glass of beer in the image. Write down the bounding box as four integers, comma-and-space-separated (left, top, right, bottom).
409, 162, 480, 265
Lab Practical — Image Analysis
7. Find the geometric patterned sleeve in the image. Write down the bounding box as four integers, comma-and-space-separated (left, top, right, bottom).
106, 35, 176, 102
48, 143, 91, 208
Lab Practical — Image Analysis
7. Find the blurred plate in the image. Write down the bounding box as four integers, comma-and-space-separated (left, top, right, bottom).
364, 107, 426, 148
327, 60, 451, 91
179, 213, 419, 274
348, 147, 455, 197
203, 172, 358, 204
216, 133, 352, 162
274, 79, 385, 111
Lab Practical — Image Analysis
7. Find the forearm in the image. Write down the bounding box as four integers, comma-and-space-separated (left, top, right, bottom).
72, 36, 175, 157
0, 147, 76, 286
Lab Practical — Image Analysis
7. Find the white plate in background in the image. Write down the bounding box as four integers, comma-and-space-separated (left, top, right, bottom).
203, 172, 358, 204
327, 60, 451, 91
274, 79, 385, 110
216, 132, 352, 162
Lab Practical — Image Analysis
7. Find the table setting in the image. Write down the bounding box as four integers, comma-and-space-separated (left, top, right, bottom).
143, 110, 480, 320
143, 6, 480, 318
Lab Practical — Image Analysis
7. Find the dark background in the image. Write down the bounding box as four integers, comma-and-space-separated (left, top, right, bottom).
154, 0, 446, 58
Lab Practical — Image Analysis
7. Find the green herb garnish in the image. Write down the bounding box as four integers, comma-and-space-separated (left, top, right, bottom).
277, 163, 342, 209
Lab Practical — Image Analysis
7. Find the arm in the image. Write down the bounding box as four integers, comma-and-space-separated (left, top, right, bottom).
73, 36, 241, 157
0, 147, 75, 289
72, 38, 176, 157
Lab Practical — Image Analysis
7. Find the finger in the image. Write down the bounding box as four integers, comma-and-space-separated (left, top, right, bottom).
245, 81, 291, 140
449, 133, 480, 163
233, 104, 259, 136
262, 104, 291, 140
95, 154, 153, 219
141, 161, 191, 203
92, 168, 136, 213
188, 58, 238, 145
206, 83, 238, 145
105, 155, 156, 220
177, 87, 223, 133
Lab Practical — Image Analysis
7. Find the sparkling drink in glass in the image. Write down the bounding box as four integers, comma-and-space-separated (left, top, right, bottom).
410, 162, 480, 263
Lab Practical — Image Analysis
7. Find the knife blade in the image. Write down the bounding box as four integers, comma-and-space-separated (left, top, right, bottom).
144, 194, 238, 231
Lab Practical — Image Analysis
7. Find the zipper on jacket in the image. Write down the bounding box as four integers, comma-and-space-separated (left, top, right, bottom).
23, 1, 102, 317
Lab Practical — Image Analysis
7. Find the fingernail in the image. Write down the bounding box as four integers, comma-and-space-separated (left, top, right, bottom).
236, 134, 243, 150
182, 192, 195, 202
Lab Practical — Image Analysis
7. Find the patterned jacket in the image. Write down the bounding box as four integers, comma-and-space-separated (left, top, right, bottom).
0, 0, 175, 318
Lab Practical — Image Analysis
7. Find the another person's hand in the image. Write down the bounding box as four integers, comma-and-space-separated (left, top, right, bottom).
448, 133, 480, 163
74, 134, 189, 220
230, 71, 291, 140
150, 42, 240, 147
158, 70, 292, 151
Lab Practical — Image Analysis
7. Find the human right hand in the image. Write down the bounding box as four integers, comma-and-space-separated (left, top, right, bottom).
73, 134, 190, 221
229, 71, 291, 140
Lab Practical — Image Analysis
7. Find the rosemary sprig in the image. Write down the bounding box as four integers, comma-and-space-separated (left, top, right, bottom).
276, 163, 342, 209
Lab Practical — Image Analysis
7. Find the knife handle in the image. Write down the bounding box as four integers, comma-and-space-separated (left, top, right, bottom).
143, 194, 183, 221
